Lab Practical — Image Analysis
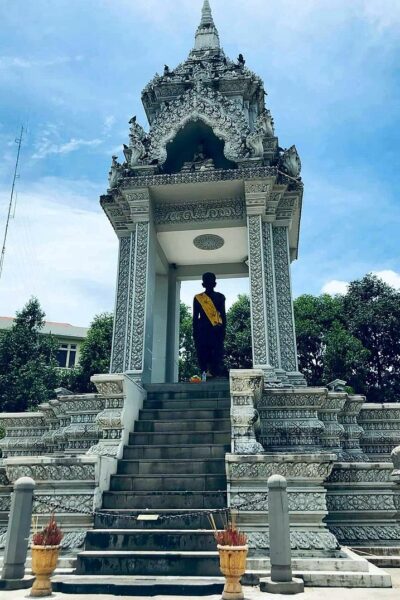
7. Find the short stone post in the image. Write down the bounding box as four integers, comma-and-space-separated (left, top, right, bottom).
0, 477, 35, 589
260, 475, 304, 594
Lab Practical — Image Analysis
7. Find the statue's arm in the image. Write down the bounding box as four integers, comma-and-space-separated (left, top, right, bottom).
193, 298, 200, 337
221, 296, 227, 333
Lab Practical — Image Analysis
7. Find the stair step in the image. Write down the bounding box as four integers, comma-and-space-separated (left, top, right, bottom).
94, 509, 228, 530
110, 474, 226, 492
76, 551, 221, 576
117, 458, 225, 475
52, 575, 224, 596
123, 444, 229, 460
102, 490, 226, 510
145, 382, 229, 398
139, 408, 230, 420
85, 529, 218, 552
129, 431, 230, 445
134, 419, 230, 433
143, 398, 230, 410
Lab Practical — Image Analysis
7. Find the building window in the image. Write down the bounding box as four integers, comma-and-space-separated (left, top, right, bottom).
56, 343, 77, 368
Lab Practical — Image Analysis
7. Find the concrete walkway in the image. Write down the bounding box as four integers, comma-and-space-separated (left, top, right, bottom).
1, 569, 399, 600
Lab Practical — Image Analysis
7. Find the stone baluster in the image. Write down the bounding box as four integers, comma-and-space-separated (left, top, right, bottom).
318, 392, 346, 457
338, 395, 367, 461
61, 394, 104, 454
230, 369, 264, 454
88, 373, 146, 459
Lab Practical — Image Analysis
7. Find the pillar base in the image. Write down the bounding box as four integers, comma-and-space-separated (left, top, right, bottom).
0, 576, 35, 590
260, 577, 304, 594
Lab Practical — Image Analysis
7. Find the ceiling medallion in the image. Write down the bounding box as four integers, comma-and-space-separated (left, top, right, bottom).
193, 234, 225, 251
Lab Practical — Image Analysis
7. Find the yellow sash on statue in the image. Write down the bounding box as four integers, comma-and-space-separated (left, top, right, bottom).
195, 293, 223, 327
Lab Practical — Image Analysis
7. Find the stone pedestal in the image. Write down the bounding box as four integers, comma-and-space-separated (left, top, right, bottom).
258, 388, 325, 452
226, 453, 338, 557
359, 404, 400, 461
325, 462, 399, 546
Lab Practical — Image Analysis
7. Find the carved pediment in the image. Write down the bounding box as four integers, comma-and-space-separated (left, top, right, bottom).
147, 88, 251, 166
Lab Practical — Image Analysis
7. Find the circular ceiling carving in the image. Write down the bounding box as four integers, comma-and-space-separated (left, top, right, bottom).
193, 234, 225, 251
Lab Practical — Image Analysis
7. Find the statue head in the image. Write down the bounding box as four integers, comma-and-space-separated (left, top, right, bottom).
202, 272, 216, 290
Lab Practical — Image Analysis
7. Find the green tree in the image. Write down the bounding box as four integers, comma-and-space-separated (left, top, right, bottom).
322, 322, 370, 392
179, 302, 198, 381
60, 313, 113, 393
0, 297, 59, 412
225, 294, 252, 369
343, 274, 400, 402
294, 293, 344, 386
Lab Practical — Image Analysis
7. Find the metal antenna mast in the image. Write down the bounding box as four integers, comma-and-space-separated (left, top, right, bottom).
0, 125, 24, 281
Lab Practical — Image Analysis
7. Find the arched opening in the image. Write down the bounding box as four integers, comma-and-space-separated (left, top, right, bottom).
162, 120, 237, 174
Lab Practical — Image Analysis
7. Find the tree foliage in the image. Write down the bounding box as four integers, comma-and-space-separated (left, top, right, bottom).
224, 294, 252, 369
60, 312, 113, 393
343, 274, 400, 402
179, 302, 198, 381
294, 274, 400, 400
0, 298, 59, 412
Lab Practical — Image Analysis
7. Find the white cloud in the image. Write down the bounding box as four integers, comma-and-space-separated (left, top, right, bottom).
372, 269, 400, 289
321, 270, 400, 296
321, 280, 350, 295
103, 115, 116, 134
32, 137, 102, 159
0, 55, 82, 70
0, 179, 118, 326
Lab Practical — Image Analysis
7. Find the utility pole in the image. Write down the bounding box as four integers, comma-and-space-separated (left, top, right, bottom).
0, 125, 23, 281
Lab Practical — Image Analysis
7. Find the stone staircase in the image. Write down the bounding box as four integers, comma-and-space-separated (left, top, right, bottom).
55, 382, 230, 594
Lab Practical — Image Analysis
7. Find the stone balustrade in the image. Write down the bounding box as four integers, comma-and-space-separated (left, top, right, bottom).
0, 373, 146, 551
0, 413, 47, 458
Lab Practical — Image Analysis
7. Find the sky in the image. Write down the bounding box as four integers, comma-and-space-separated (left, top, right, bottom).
0, 0, 399, 326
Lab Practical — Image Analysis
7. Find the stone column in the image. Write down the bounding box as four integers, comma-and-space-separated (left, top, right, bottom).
245, 181, 278, 377
110, 188, 151, 378
165, 267, 181, 383
245, 181, 304, 385
271, 225, 301, 384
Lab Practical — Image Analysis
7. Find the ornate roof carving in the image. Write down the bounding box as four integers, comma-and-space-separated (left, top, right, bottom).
148, 87, 250, 166
106, 1, 302, 193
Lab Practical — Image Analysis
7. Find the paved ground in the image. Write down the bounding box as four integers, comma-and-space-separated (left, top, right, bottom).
0, 569, 399, 600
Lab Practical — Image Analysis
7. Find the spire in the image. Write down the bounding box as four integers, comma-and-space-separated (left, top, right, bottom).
194, 0, 220, 51
200, 0, 214, 27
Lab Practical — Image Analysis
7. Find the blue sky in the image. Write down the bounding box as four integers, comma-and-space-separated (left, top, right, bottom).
0, 0, 399, 326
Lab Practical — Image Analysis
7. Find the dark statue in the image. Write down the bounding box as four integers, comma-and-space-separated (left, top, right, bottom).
193, 272, 226, 377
